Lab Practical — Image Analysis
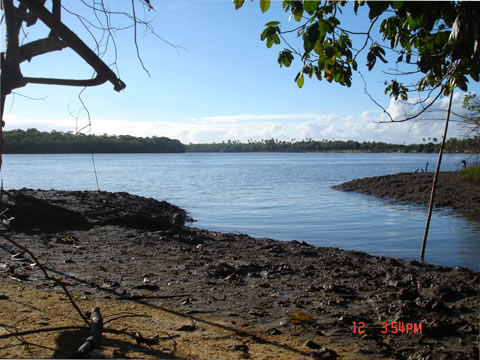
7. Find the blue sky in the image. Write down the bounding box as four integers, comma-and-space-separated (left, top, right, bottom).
3, 0, 478, 144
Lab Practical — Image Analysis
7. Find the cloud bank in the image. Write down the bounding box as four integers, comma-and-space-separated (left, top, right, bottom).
5, 93, 470, 145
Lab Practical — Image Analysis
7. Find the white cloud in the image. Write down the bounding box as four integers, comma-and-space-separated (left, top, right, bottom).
193, 113, 318, 124
4, 93, 471, 145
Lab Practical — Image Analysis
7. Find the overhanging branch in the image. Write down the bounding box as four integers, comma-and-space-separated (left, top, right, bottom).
17, 36, 67, 63
18, 0, 126, 92
23, 76, 107, 87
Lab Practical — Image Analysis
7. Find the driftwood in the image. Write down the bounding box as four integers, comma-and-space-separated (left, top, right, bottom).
77, 307, 103, 357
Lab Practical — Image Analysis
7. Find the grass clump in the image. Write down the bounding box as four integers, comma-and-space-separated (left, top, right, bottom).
459, 166, 480, 185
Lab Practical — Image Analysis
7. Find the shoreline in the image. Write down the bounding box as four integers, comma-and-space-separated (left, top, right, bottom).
333, 171, 480, 214
0, 188, 478, 359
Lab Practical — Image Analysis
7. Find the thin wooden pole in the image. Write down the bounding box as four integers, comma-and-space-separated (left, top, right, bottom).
420, 88, 455, 260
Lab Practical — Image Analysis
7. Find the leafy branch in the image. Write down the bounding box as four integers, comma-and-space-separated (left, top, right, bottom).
234, 0, 480, 122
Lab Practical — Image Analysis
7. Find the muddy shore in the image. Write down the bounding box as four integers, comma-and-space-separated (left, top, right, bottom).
0, 187, 479, 359
332, 171, 480, 214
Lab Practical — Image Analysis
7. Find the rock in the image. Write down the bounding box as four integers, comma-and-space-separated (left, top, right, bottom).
175, 323, 196, 332
304, 340, 321, 349
227, 344, 249, 352
264, 327, 282, 335
310, 347, 337, 359
134, 284, 159, 291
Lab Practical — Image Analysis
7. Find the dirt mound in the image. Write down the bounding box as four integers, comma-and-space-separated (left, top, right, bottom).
2, 189, 189, 233
0, 190, 478, 359
333, 172, 480, 213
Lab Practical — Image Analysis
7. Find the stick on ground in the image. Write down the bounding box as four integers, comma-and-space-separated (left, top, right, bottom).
77, 307, 103, 357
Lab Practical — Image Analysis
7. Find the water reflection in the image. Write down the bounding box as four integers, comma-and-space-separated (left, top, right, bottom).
3, 152, 479, 271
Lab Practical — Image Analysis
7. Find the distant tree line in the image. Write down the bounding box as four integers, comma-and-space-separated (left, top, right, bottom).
3, 129, 479, 154
3, 129, 185, 154
186, 137, 479, 154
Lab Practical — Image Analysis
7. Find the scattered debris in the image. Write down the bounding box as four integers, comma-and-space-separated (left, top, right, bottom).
175, 323, 196, 332
227, 344, 249, 352
133, 332, 160, 347
0, 189, 478, 359
290, 312, 317, 326
310, 347, 338, 359
304, 340, 322, 349
134, 284, 159, 291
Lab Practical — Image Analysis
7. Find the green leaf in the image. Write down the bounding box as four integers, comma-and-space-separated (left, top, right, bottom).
304, 24, 320, 53
353, 0, 365, 15
260, 0, 271, 13
455, 75, 469, 91
260, 28, 269, 41
295, 72, 305, 88
265, 21, 280, 27
367, 1, 388, 20
303, 0, 320, 15
266, 37, 273, 48
327, 16, 340, 26
325, 46, 334, 59
233, 0, 245, 10
407, 14, 423, 30
470, 71, 479, 82
313, 40, 324, 56
392, 1, 404, 10
278, 49, 294, 67
318, 20, 328, 39
292, 3, 304, 22
457, 80, 467, 92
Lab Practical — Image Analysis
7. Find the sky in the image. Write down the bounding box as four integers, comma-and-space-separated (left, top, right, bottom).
2, 0, 479, 144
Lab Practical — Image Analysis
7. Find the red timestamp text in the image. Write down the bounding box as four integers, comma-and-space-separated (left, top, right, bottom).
352, 321, 422, 335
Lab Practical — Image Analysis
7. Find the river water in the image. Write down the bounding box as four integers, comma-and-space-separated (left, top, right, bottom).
2, 152, 479, 270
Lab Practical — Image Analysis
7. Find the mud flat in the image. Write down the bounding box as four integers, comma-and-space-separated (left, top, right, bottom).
332, 171, 480, 213
0, 189, 478, 359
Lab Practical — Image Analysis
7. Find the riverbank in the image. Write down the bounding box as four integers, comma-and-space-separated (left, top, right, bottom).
333, 171, 480, 214
0, 189, 478, 359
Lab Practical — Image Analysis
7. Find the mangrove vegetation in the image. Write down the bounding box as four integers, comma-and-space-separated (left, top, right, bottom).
3, 128, 479, 154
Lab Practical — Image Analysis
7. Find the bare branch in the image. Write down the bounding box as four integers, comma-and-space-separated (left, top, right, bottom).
0, 231, 90, 325
358, 71, 393, 121
16, 36, 67, 63
19, 0, 126, 91
23, 75, 107, 87
11, 91, 48, 101
131, 0, 151, 77
352, 16, 378, 62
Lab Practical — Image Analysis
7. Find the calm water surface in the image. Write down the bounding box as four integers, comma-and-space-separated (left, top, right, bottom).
3, 152, 479, 271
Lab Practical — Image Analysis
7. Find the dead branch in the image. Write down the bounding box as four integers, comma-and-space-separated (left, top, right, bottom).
0, 325, 84, 340
77, 307, 103, 357
0, 231, 90, 325
22, 75, 107, 87
103, 313, 150, 325
18, 0, 126, 92
16, 36, 67, 63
